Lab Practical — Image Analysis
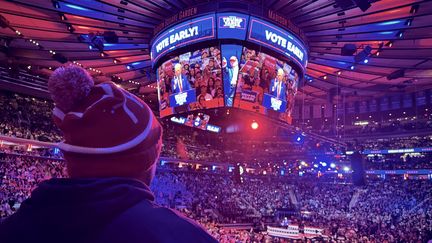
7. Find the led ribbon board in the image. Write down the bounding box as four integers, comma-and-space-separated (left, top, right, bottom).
247, 17, 308, 69
151, 14, 216, 65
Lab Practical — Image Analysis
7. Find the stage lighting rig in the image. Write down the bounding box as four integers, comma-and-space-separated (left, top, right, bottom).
354, 45, 371, 63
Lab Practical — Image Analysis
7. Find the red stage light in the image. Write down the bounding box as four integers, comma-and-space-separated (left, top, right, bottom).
251, 121, 259, 130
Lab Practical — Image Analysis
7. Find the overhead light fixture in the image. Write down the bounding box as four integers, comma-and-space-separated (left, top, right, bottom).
363, 59, 369, 64
350, 65, 355, 70
323, 75, 327, 80
100, 52, 105, 57
376, 51, 380, 56
337, 71, 342, 75
386, 41, 393, 47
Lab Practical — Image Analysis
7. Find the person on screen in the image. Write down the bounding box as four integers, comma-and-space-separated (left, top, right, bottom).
270, 68, 287, 101
208, 77, 216, 97
198, 85, 213, 101
0, 66, 217, 243
222, 56, 239, 106
171, 63, 192, 94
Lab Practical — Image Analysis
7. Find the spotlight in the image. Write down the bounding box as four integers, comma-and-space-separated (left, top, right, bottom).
350, 65, 355, 70
67, 24, 75, 33
363, 59, 369, 64
323, 75, 327, 80
337, 71, 342, 75
52, 0, 60, 8
126, 65, 131, 70
397, 31, 404, 38
59, 13, 67, 21
405, 19, 412, 26
251, 121, 259, 130
294, 134, 304, 143
386, 41, 393, 47
354, 45, 371, 63
100, 52, 105, 57
330, 163, 336, 168
88, 45, 93, 50
410, 4, 419, 14
376, 51, 380, 56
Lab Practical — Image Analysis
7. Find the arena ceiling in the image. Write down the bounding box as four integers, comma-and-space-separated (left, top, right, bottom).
0, 0, 431, 104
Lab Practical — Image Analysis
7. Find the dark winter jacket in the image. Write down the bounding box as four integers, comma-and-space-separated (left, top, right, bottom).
0, 177, 217, 243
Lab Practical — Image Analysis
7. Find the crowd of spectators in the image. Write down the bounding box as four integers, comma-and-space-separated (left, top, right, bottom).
1, 148, 431, 242
361, 135, 432, 150
366, 153, 432, 170
0, 153, 65, 218
2, 91, 432, 170
1, 89, 432, 241
312, 118, 432, 137
0, 92, 61, 142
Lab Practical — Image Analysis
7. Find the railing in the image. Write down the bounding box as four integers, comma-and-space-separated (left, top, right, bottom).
267, 225, 325, 239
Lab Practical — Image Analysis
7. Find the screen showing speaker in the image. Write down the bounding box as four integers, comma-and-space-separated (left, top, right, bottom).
153, 11, 307, 123
157, 46, 223, 117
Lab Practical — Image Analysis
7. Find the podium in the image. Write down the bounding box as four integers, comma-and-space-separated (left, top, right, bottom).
168, 89, 196, 108
262, 93, 287, 112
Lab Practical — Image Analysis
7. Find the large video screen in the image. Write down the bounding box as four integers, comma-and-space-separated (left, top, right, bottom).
157, 46, 223, 117
233, 46, 299, 122
151, 14, 216, 65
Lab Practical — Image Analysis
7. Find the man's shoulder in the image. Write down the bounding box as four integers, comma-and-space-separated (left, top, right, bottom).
97, 200, 217, 243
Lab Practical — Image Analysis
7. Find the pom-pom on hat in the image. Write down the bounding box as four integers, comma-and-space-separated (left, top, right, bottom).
48, 65, 162, 180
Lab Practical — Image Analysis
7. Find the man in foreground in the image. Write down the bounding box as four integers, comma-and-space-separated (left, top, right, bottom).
0, 65, 217, 243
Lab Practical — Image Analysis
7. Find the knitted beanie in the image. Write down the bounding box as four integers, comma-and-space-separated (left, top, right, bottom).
48, 65, 162, 179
